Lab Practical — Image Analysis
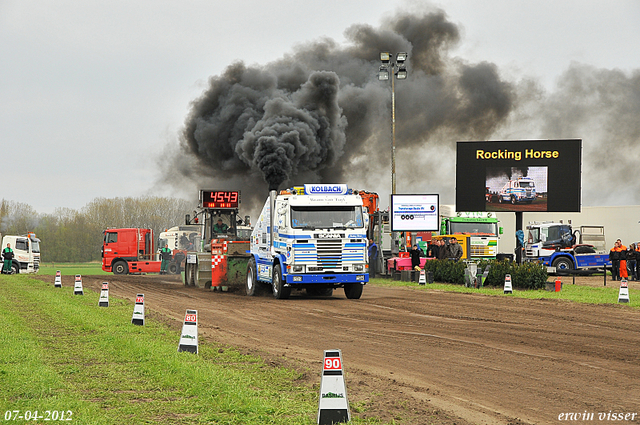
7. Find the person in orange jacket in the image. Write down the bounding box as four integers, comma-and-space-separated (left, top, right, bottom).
609, 239, 627, 281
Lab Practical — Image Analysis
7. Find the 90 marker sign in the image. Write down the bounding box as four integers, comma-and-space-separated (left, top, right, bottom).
324, 357, 342, 371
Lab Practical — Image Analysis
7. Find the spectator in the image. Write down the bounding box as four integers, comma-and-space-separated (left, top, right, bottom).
410, 244, 422, 271
2, 243, 14, 274
368, 239, 379, 278
449, 237, 463, 261
628, 243, 638, 281
515, 230, 525, 265
609, 239, 626, 281
160, 244, 172, 274
635, 244, 640, 282
427, 239, 439, 259
437, 239, 448, 260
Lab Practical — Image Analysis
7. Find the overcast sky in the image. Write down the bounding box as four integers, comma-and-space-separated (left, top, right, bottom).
1, 0, 639, 215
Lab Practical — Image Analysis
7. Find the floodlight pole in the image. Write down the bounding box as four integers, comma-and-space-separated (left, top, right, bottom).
379, 52, 406, 196
391, 74, 396, 195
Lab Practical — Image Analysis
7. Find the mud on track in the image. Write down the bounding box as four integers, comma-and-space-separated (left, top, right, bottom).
48, 275, 640, 425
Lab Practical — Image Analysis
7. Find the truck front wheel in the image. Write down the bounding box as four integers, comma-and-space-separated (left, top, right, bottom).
344, 283, 363, 299
246, 258, 259, 296
113, 261, 128, 275
552, 257, 574, 271
272, 264, 291, 299
10, 262, 19, 274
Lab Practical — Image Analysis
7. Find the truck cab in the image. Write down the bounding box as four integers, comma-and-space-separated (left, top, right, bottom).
248, 184, 368, 299
498, 177, 537, 204
525, 222, 609, 272
439, 211, 500, 260
526, 222, 574, 257
1, 233, 40, 274
102, 228, 159, 274
158, 225, 202, 274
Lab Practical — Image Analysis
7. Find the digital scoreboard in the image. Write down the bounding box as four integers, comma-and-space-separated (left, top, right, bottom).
199, 190, 240, 209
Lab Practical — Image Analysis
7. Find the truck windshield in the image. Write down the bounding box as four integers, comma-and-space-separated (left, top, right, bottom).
31, 241, 40, 253
528, 226, 570, 244
519, 181, 534, 188
449, 222, 497, 236
291, 206, 364, 229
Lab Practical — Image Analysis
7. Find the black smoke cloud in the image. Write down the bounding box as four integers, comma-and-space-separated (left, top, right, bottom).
164, 8, 515, 213
160, 7, 640, 214
486, 167, 529, 180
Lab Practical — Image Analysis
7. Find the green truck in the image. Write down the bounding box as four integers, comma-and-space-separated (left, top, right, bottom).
437, 211, 501, 260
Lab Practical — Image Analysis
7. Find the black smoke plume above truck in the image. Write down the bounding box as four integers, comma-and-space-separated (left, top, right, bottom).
173, 9, 515, 210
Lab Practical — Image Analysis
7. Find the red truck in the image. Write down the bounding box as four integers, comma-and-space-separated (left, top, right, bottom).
102, 228, 162, 274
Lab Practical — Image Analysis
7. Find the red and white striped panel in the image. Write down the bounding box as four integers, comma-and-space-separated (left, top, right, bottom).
211, 255, 225, 270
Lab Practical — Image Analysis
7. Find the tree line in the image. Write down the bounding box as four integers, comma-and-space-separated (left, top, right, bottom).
0, 197, 194, 263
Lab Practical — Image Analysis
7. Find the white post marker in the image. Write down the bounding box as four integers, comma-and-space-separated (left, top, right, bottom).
317, 349, 350, 425
131, 294, 145, 326
54, 270, 62, 288
618, 279, 630, 303
178, 309, 198, 354
73, 274, 83, 295
504, 274, 513, 294
418, 270, 426, 285
98, 282, 109, 307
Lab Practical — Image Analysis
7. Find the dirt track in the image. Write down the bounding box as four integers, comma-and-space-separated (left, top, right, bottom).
48, 275, 640, 424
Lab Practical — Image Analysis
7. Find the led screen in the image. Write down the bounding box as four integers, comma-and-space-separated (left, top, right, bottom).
456, 140, 581, 212
391, 194, 439, 231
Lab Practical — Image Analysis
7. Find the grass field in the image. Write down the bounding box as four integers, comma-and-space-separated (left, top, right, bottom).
0, 275, 379, 425
3, 268, 637, 424
369, 277, 640, 308
38, 262, 110, 276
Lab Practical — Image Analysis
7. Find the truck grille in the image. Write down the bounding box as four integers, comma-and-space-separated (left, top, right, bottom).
470, 246, 494, 256
317, 240, 342, 270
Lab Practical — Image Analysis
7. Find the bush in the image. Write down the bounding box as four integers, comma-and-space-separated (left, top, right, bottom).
423, 259, 547, 290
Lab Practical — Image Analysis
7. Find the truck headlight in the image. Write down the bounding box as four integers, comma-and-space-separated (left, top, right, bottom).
293, 265, 303, 272
354, 264, 364, 271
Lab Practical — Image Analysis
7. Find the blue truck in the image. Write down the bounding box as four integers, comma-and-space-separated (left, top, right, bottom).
498, 177, 537, 204
524, 222, 610, 273
246, 184, 369, 299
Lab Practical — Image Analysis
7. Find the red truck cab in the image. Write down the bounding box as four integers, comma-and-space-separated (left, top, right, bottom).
102, 228, 161, 274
